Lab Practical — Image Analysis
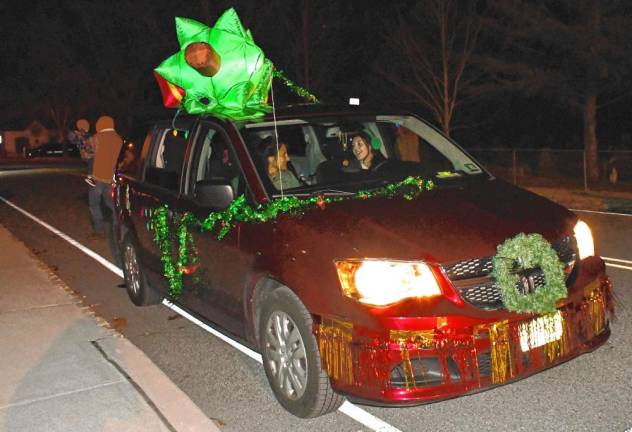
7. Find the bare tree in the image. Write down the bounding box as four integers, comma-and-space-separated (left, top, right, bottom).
377, 0, 482, 136
65, 1, 178, 133
21, 7, 99, 155
235, 0, 342, 101
480, 0, 632, 181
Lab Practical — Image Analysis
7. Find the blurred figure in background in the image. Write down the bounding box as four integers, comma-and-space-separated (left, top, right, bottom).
68, 118, 94, 174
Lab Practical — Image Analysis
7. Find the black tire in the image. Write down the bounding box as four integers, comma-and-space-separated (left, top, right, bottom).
121, 236, 162, 306
258, 287, 344, 418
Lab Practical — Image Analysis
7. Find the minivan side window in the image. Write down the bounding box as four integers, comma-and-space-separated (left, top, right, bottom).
188, 125, 242, 202
116, 135, 145, 178
145, 127, 190, 192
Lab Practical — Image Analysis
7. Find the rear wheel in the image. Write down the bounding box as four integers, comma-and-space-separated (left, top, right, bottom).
122, 236, 162, 306
259, 287, 344, 418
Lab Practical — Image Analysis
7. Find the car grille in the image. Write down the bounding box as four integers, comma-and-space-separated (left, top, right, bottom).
390, 356, 460, 388
477, 351, 492, 377
442, 236, 577, 310
457, 282, 504, 310
443, 257, 494, 281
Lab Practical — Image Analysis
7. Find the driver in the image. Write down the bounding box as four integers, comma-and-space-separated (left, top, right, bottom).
351, 130, 386, 170
257, 135, 301, 190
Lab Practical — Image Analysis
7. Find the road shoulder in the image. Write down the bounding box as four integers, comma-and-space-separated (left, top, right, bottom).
0, 224, 220, 432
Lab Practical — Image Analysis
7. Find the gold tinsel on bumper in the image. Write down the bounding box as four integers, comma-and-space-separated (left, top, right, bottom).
316, 279, 612, 393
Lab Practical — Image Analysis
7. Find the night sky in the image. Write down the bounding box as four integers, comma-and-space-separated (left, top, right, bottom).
1, 0, 631, 150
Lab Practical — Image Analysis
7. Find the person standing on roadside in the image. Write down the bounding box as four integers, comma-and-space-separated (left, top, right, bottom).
89, 115, 123, 236
69, 118, 94, 174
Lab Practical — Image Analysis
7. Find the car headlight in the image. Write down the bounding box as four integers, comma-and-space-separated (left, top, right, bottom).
574, 220, 594, 259
335, 259, 442, 307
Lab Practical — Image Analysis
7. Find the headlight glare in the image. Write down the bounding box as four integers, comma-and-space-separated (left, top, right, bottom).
335, 259, 442, 306
574, 220, 594, 259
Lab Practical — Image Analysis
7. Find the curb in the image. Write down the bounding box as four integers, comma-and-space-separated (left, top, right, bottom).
2, 226, 220, 432
96, 337, 221, 432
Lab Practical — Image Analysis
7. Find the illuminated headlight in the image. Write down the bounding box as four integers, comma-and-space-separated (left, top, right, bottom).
574, 220, 594, 259
335, 259, 442, 307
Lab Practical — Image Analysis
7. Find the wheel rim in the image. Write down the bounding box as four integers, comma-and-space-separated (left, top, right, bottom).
264, 311, 308, 400
123, 243, 141, 296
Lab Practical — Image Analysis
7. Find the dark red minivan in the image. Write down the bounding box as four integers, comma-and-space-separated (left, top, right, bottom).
113, 105, 613, 418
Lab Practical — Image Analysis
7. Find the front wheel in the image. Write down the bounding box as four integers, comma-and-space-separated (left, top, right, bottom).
259, 287, 344, 418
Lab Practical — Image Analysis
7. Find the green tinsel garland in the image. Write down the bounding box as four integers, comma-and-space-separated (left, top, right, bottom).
273, 68, 320, 103
492, 233, 567, 314
150, 176, 433, 298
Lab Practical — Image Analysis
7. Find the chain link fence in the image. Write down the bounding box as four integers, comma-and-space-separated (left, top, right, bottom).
467, 148, 632, 192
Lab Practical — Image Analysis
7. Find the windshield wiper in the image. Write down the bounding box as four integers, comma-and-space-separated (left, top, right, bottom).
270, 188, 355, 198
309, 188, 355, 196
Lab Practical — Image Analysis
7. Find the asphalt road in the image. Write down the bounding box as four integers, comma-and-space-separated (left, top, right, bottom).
1, 167, 630, 432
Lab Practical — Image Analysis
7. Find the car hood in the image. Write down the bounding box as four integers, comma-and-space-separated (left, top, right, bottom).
267, 178, 577, 264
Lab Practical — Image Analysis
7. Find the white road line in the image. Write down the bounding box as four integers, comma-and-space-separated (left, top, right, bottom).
0, 195, 402, 432
338, 401, 403, 432
603, 256, 632, 265
606, 263, 632, 271
0, 196, 124, 277
162, 299, 262, 362
571, 208, 632, 217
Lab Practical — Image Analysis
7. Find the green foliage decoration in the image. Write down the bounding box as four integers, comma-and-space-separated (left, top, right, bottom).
492, 233, 567, 314
272, 68, 320, 103
149, 176, 434, 298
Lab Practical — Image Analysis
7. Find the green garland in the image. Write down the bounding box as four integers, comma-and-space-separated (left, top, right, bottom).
149, 176, 433, 298
273, 68, 320, 103
492, 233, 566, 314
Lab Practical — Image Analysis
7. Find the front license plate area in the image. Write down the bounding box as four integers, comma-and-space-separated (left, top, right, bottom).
519, 311, 563, 352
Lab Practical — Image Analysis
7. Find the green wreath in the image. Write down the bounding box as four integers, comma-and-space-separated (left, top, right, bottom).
492, 233, 566, 314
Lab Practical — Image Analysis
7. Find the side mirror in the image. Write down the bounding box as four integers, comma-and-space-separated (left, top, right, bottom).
195, 180, 234, 210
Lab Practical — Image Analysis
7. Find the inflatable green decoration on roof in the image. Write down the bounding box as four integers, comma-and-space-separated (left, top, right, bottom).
154, 8, 317, 120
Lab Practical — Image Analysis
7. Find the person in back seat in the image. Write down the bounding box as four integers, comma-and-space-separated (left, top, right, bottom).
162, 133, 186, 175
314, 134, 360, 184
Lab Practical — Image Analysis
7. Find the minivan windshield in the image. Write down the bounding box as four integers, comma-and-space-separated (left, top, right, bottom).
242, 115, 485, 195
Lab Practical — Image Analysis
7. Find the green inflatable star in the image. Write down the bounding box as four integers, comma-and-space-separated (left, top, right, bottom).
155, 8, 273, 119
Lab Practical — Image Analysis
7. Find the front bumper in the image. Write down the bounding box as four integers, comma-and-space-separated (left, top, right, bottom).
316, 275, 614, 405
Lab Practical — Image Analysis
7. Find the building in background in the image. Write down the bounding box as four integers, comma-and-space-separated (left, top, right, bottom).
0, 120, 56, 157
